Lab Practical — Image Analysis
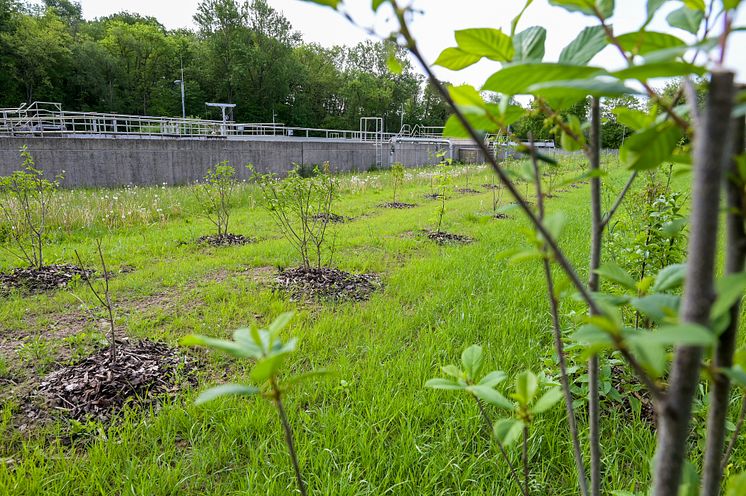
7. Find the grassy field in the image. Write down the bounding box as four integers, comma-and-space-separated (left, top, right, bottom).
0, 156, 729, 495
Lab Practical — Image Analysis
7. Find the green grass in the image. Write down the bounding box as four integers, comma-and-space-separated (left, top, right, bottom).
0, 157, 738, 495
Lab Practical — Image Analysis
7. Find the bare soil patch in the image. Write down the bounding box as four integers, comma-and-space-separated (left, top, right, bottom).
0, 264, 93, 295
276, 266, 381, 302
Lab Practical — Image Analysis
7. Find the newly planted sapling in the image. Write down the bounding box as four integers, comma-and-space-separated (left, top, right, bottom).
391, 162, 405, 203
0, 146, 61, 269
74, 240, 117, 364
433, 162, 452, 234
255, 163, 339, 268
182, 312, 325, 496
193, 162, 247, 245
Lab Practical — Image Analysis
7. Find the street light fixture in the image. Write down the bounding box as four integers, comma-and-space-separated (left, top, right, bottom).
174, 78, 185, 119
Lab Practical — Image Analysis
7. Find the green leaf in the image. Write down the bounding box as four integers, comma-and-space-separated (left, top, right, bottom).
441, 364, 463, 378
461, 344, 484, 379
482, 64, 605, 95
449, 84, 487, 112
620, 121, 682, 171
372, 0, 387, 11
443, 113, 498, 138
613, 61, 705, 80
646, 0, 670, 21
560, 114, 585, 151
613, 107, 653, 130
531, 387, 563, 414
250, 353, 287, 383
300, 0, 341, 8
195, 384, 259, 405
181, 334, 255, 358
513, 26, 546, 62
386, 53, 402, 74
455, 28, 514, 62
559, 25, 607, 65
493, 418, 524, 446
725, 471, 746, 496
667, 6, 704, 34
652, 264, 686, 292
551, 0, 613, 17
683, 0, 705, 10
434, 47, 482, 70
630, 294, 680, 322
529, 79, 638, 102
595, 261, 637, 289
572, 324, 615, 345
267, 312, 294, 339
629, 339, 667, 378
720, 365, 746, 390
468, 385, 514, 409
231, 328, 263, 357
711, 272, 746, 321
631, 323, 715, 347
425, 378, 465, 390
511, 0, 535, 36
616, 31, 685, 56
515, 370, 538, 404
479, 370, 507, 387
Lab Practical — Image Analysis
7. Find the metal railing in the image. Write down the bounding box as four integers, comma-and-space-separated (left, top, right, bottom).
0, 102, 400, 142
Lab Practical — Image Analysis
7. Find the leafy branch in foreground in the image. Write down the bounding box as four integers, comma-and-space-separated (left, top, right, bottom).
182, 312, 326, 496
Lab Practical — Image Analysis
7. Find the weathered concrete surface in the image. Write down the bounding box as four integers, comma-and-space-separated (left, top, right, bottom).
0, 135, 484, 188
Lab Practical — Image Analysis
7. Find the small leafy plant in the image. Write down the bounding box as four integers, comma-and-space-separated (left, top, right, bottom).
182, 312, 325, 496
432, 161, 452, 234
0, 146, 61, 269
192, 162, 238, 238
426, 345, 562, 496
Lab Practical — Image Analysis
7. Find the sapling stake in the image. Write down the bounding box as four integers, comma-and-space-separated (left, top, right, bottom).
75, 239, 116, 364
652, 70, 735, 496
701, 97, 746, 496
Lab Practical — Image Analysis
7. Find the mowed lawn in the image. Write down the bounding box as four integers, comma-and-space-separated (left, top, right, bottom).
0, 157, 704, 495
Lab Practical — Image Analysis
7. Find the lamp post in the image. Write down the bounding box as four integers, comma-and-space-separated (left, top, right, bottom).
174, 78, 185, 119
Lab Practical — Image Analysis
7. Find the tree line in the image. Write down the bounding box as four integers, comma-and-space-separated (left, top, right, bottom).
0, 0, 692, 146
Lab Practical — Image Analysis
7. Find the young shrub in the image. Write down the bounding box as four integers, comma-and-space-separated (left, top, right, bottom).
433, 161, 452, 234
192, 161, 245, 244
255, 162, 338, 268
182, 312, 325, 496
0, 146, 61, 269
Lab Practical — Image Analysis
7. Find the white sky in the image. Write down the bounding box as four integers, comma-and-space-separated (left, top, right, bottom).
70, 0, 746, 86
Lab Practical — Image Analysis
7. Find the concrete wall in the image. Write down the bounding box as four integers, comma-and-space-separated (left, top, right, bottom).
0, 136, 486, 188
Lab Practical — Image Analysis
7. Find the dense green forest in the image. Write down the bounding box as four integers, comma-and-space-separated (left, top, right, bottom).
0, 0, 674, 144
0, 0, 453, 132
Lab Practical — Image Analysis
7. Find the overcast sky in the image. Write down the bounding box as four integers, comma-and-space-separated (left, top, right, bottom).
69, 0, 746, 87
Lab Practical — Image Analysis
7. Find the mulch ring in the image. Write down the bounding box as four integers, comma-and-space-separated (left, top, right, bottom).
492, 213, 511, 220
0, 264, 93, 295
425, 230, 474, 245
481, 183, 499, 190
423, 193, 444, 200
23, 339, 197, 424
197, 233, 253, 246
456, 188, 481, 194
312, 213, 350, 223
275, 266, 382, 302
379, 202, 416, 209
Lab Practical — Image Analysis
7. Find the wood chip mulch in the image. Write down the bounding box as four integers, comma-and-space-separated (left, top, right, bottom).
456, 188, 481, 194
275, 266, 381, 302
311, 213, 350, 223
197, 233, 253, 246
425, 230, 474, 245
379, 202, 416, 209
0, 264, 93, 295
24, 340, 196, 423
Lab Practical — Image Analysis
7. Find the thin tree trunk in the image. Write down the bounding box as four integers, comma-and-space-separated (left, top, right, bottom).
588, 97, 603, 496
653, 70, 735, 496
701, 94, 746, 496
